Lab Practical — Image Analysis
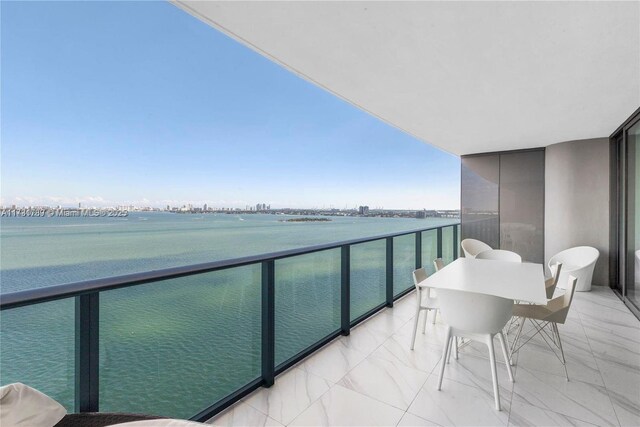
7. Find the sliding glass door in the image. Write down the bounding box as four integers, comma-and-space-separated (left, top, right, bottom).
612, 107, 640, 317
625, 120, 640, 309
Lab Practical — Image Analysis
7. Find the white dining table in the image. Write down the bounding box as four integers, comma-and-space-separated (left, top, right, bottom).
417, 257, 547, 304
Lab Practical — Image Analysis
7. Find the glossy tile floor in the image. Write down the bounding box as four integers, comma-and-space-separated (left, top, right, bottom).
207, 286, 639, 426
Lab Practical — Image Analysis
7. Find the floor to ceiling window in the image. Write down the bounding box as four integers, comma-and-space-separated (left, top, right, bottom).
626, 120, 640, 308
611, 107, 640, 317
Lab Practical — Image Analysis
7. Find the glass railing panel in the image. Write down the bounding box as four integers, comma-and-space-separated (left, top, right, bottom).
99, 265, 262, 419
442, 226, 455, 265
393, 234, 415, 296
0, 299, 75, 411
350, 239, 386, 321
421, 229, 438, 274
456, 224, 461, 259
275, 249, 340, 366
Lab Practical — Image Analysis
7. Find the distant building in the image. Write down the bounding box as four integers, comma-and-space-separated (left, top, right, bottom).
416, 210, 427, 219
358, 205, 370, 215
204, 203, 208, 211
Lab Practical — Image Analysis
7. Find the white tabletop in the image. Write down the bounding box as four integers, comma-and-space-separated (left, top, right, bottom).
418, 258, 547, 304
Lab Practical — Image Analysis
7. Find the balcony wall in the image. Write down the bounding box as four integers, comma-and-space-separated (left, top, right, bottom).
461, 149, 545, 263
545, 137, 610, 285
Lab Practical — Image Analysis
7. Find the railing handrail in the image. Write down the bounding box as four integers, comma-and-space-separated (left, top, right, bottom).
0, 222, 459, 310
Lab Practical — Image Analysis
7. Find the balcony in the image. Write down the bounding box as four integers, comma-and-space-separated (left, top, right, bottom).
209, 285, 638, 427
1, 1, 639, 426
0, 225, 460, 422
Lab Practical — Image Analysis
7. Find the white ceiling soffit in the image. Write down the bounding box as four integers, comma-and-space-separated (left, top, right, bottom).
174, 1, 640, 156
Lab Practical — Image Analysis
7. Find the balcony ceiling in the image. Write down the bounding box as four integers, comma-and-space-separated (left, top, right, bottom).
174, 1, 640, 156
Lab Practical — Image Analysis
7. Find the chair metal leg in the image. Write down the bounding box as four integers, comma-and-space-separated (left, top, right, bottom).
453, 337, 458, 360
438, 327, 452, 391
432, 308, 437, 324
497, 331, 514, 382
553, 323, 569, 381
509, 317, 525, 364
486, 335, 501, 411
422, 308, 429, 333
447, 336, 454, 363
410, 291, 422, 350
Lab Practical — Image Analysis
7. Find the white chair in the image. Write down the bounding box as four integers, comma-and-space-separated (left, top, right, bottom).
476, 249, 522, 263
548, 247, 599, 292
433, 258, 460, 361
410, 268, 439, 350
460, 238, 492, 258
545, 263, 563, 299
436, 288, 514, 411
509, 275, 578, 380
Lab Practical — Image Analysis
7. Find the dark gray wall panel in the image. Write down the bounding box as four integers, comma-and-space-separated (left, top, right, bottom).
461, 150, 545, 263
499, 151, 545, 263
461, 155, 500, 249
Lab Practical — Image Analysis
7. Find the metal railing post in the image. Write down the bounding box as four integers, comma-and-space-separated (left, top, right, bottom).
261, 260, 275, 387
452, 225, 459, 259
415, 231, 422, 269
341, 245, 350, 336
75, 293, 99, 412
437, 227, 443, 259
386, 237, 394, 307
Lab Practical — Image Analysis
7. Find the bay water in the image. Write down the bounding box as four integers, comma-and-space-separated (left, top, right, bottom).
0, 212, 457, 418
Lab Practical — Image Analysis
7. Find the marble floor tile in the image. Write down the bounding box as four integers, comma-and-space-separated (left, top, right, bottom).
397, 412, 442, 427
572, 292, 635, 317
298, 339, 367, 383
388, 295, 421, 323
507, 399, 599, 426
441, 352, 515, 400
593, 356, 640, 427
370, 334, 443, 373
207, 401, 283, 427
208, 286, 639, 427
337, 354, 429, 410
289, 384, 404, 426
584, 327, 640, 368
593, 352, 639, 395
579, 308, 640, 333
607, 388, 640, 427
456, 337, 513, 363
242, 367, 332, 425
512, 366, 619, 426
393, 315, 448, 351
408, 375, 511, 426
514, 332, 604, 386
360, 310, 411, 338
338, 322, 389, 355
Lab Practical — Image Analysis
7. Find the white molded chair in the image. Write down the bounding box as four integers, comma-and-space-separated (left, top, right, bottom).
433, 258, 460, 360
505, 261, 561, 337
509, 275, 578, 380
436, 288, 514, 410
460, 238, 492, 258
548, 247, 599, 292
476, 249, 522, 263
410, 268, 439, 350
545, 263, 563, 299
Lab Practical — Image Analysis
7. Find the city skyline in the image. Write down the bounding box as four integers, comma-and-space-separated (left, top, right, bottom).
0, 200, 459, 212
1, 1, 460, 211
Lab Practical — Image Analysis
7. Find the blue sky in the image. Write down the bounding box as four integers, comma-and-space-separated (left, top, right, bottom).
1, 1, 460, 210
